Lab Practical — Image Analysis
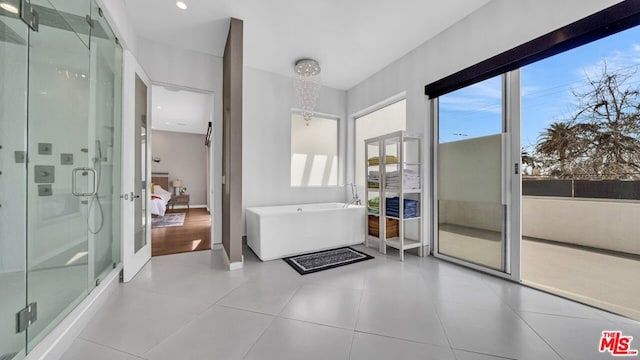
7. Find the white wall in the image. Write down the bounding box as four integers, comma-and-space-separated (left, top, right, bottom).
151, 130, 208, 205
346, 0, 624, 243
243, 67, 348, 232
137, 37, 221, 94
136, 37, 223, 244
97, 0, 138, 56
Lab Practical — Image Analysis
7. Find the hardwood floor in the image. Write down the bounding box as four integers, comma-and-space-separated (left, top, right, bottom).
151, 208, 211, 257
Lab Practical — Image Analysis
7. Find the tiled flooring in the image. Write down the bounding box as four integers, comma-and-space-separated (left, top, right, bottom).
60, 245, 640, 360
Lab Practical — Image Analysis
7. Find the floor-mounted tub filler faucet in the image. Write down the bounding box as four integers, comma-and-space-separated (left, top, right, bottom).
344, 183, 362, 207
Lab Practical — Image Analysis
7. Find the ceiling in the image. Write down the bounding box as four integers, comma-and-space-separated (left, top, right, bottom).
125, 0, 491, 90
151, 85, 213, 134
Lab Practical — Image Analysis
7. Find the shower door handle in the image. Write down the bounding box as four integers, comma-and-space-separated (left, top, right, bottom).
72, 167, 97, 196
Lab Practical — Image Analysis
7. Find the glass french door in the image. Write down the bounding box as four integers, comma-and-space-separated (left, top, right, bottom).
434, 73, 521, 276
121, 53, 151, 283
134, 75, 148, 253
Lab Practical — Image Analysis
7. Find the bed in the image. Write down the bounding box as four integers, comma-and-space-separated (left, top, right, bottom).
151, 173, 172, 217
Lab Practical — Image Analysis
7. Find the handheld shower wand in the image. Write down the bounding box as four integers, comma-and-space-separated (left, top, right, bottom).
88, 140, 104, 234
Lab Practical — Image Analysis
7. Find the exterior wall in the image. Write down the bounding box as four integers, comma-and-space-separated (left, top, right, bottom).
523, 197, 640, 255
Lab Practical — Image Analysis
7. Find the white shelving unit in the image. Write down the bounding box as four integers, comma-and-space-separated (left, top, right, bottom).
364, 131, 424, 261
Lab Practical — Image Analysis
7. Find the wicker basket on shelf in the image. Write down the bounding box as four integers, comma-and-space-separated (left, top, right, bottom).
368, 215, 399, 238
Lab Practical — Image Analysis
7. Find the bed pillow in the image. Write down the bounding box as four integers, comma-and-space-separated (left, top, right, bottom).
153, 185, 172, 202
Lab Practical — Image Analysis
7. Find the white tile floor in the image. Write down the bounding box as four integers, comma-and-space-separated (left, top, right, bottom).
60, 245, 640, 360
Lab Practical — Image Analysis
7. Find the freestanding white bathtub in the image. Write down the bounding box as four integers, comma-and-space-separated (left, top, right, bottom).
246, 202, 366, 261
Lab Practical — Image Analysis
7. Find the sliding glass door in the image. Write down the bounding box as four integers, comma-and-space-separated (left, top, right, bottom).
434, 74, 520, 275
520, 25, 640, 320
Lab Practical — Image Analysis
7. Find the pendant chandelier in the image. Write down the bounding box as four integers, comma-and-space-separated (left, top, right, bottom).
294, 58, 321, 123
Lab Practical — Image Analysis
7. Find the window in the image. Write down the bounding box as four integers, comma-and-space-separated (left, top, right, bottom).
290, 113, 338, 186
354, 99, 406, 186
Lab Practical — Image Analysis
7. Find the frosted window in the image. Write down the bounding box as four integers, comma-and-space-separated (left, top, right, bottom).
291, 114, 338, 186
354, 99, 406, 186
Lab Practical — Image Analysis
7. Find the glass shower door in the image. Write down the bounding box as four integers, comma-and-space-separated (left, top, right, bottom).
89, 0, 122, 285
0, 6, 29, 359
25, 0, 92, 349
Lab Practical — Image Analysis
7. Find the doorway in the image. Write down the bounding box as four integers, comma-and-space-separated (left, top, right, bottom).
149, 84, 214, 257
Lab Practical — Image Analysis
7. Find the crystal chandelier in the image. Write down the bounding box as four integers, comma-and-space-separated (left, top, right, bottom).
294, 59, 321, 124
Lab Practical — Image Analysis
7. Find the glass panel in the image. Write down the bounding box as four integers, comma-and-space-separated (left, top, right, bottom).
355, 99, 406, 186
44, 0, 91, 47
89, 0, 122, 282
0, 9, 28, 360
26, 0, 90, 349
521, 25, 640, 320
290, 114, 338, 186
134, 75, 147, 253
437, 75, 506, 271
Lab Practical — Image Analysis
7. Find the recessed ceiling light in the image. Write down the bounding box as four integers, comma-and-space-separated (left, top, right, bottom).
156, 105, 162, 109
0, 2, 19, 14
176, 1, 187, 10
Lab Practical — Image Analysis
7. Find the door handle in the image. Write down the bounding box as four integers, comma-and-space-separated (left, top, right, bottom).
72, 167, 97, 196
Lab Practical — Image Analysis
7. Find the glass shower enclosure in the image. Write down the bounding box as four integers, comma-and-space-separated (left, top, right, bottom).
0, 0, 122, 358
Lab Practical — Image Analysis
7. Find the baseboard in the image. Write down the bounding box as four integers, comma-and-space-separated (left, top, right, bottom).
25, 265, 122, 360
222, 246, 243, 270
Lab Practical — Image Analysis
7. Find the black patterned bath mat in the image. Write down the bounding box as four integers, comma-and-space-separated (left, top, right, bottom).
283, 247, 374, 275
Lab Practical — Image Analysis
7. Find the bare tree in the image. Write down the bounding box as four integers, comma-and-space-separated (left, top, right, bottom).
535, 61, 640, 179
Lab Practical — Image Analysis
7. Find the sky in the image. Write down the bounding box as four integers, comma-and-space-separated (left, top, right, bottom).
438, 25, 640, 150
